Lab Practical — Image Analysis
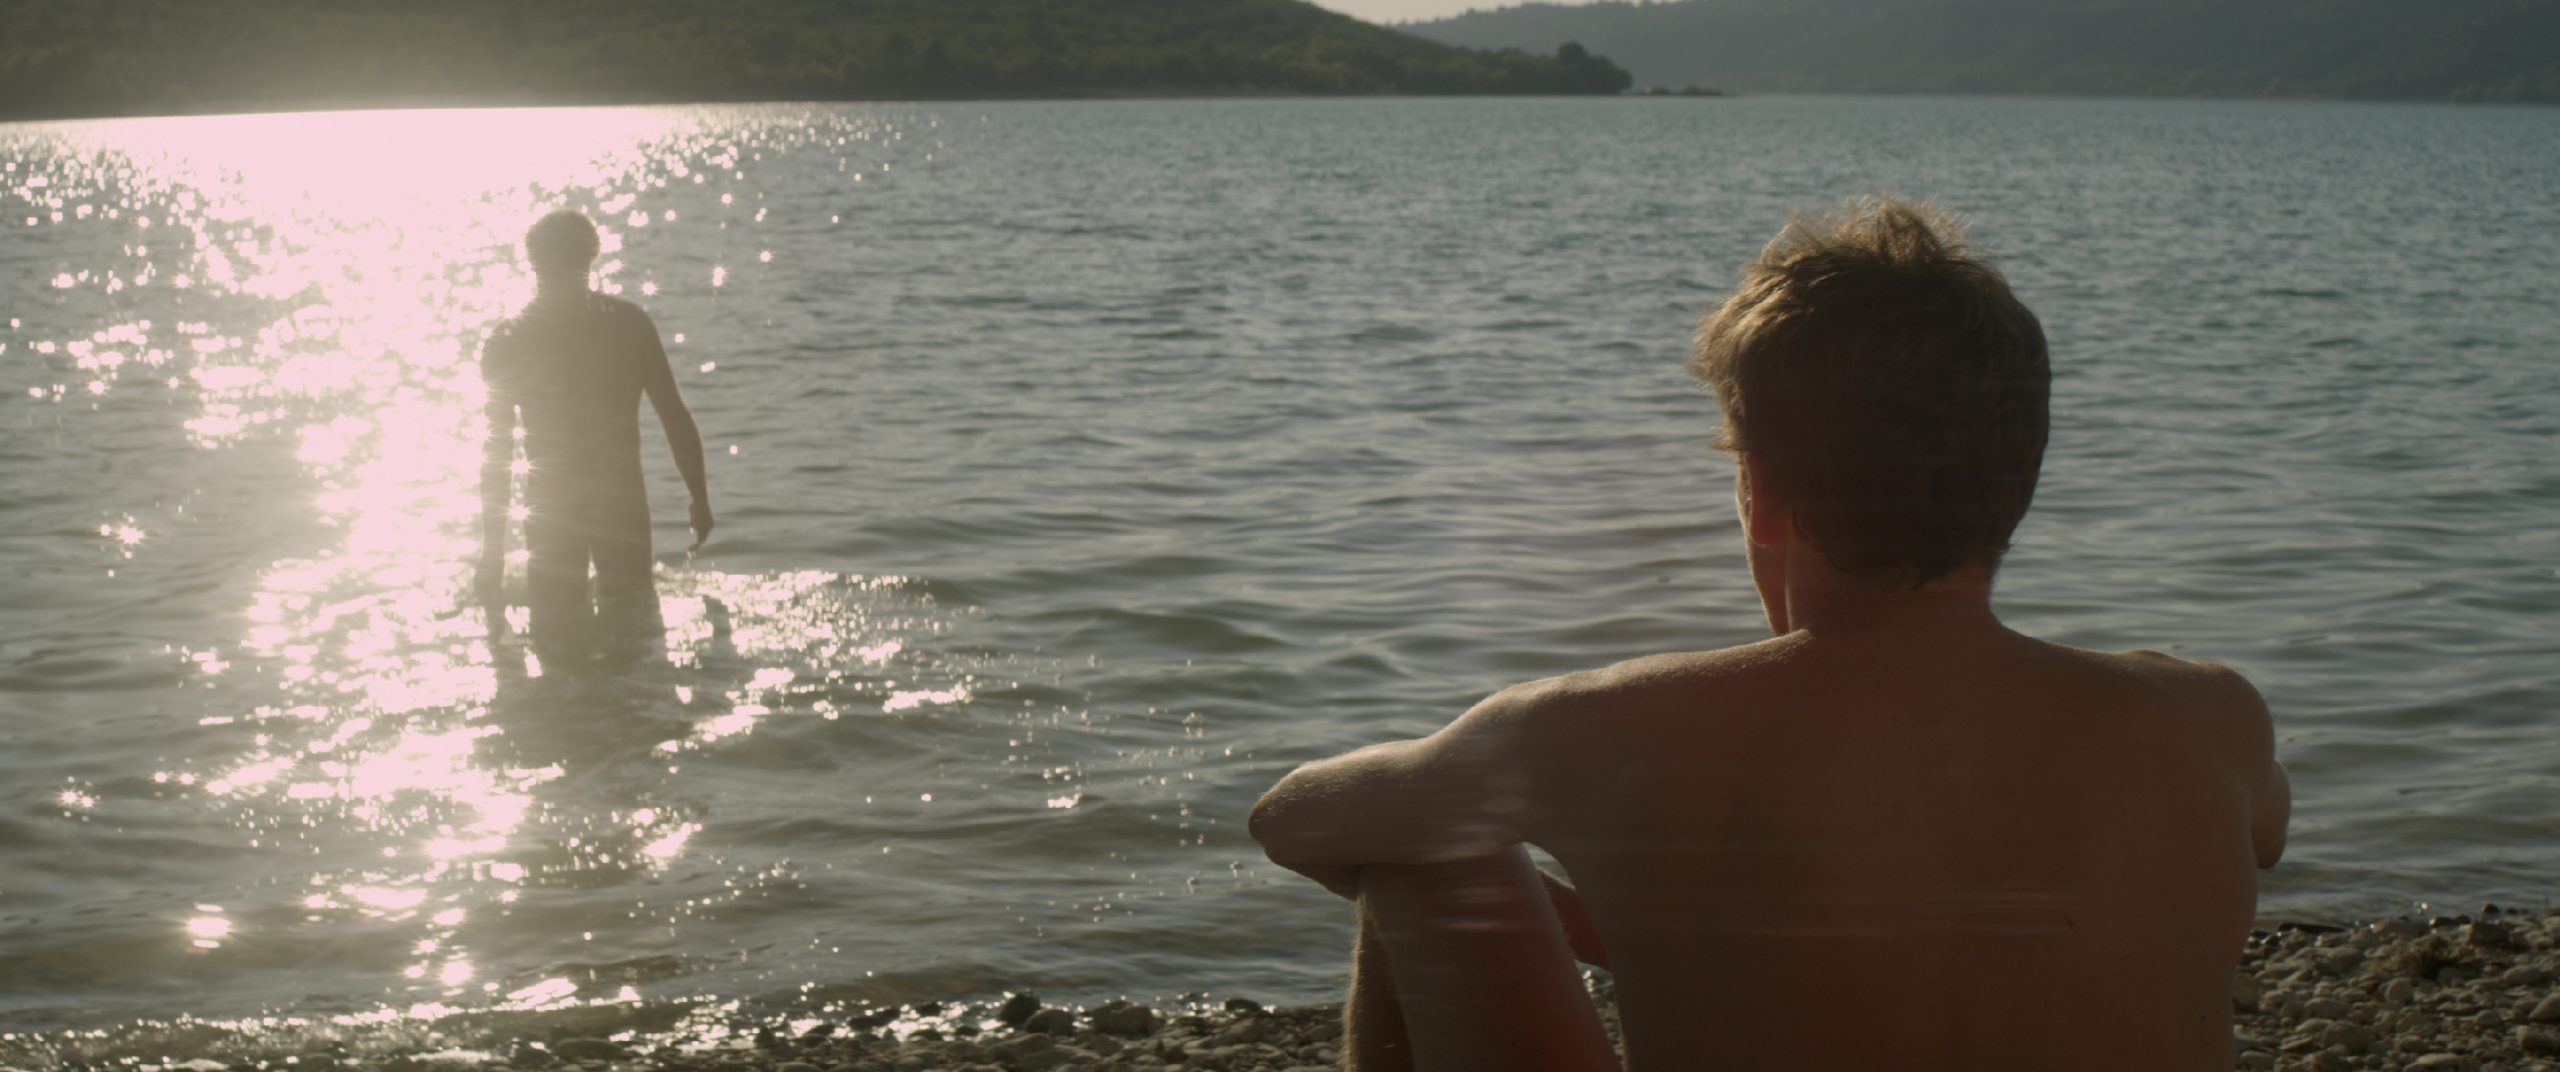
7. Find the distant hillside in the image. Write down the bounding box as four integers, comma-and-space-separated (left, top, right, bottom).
1406, 0, 2560, 102
0, 0, 1631, 121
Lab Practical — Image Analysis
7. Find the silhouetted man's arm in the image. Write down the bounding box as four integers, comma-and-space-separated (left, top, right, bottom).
636, 312, 712, 550
476, 340, 517, 607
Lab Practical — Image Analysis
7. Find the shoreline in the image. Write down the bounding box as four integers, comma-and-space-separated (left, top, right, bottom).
6, 908, 2555, 1072
12, 87, 2554, 126
0, 88, 1634, 127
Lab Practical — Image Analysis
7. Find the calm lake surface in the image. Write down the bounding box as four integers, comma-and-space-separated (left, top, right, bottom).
3, 95, 2557, 1036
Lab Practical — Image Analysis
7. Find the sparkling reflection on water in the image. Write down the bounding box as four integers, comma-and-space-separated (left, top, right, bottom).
5, 97, 2560, 1038
6, 107, 1022, 1028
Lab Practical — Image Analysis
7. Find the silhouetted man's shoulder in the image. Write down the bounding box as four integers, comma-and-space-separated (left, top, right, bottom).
591, 296, 666, 348
503, 292, 650, 324
487, 295, 659, 360
583, 293, 657, 326
592, 292, 646, 316
481, 318, 524, 372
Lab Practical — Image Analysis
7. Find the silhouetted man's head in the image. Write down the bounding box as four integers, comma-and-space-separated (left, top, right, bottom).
526, 209, 601, 284
1690, 198, 2049, 587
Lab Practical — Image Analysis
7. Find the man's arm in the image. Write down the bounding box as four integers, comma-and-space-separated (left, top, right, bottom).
2203, 662, 2289, 870
2242, 681, 2289, 870
1249, 683, 1553, 896
635, 310, 712, 550
476, 339, 515, 607
2253, 760, 2291, 870
1249, 682, 1610, 968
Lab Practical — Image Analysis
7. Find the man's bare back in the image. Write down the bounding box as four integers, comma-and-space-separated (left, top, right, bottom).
1254, 601, 2285, 1069
1249, 201, 2289, 1071
1499, 622, 2276, 1068
478, 210, 710, 663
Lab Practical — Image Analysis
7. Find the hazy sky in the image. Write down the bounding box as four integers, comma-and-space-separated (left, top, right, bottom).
1313, 0, 1548, 25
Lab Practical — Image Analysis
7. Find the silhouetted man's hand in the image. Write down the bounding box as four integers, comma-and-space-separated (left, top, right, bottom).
689, 497, 715, 553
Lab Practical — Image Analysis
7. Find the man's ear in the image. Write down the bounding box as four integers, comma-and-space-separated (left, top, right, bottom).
1739, 455, 1791, 547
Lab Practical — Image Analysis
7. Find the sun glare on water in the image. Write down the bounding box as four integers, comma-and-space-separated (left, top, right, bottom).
113, 105, 685, 1007
6, 104, 975, 1018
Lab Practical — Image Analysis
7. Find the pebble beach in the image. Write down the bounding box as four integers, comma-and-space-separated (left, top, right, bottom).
2234, 907, 2560, 1072
5, 908, 2553, 1072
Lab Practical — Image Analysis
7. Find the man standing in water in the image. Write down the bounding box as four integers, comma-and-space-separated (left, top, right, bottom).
478, 209, 711, 664
1251, 200, 2288, 1070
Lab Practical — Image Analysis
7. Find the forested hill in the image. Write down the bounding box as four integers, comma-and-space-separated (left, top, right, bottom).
0, 0, 1632, 121
1405, 0, 2560, 103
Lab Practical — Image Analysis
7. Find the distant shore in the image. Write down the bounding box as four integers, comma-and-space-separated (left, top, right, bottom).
0, 0, 1634, 127
0, 88, 1636, 126
7, 907, 2555, 1071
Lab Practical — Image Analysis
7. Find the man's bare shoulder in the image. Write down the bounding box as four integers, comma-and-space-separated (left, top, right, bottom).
1476, 635, 1808, 732
2032, 642, 2275, 760
589, 294, 658, 330
2066, 645, 2267, 712
481, 319, 527, 377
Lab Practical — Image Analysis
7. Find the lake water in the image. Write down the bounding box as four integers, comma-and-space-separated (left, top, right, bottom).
3, 96, 2557, 1042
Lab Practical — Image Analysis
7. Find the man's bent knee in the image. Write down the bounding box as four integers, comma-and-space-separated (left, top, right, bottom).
1355, 852, 1617, 1072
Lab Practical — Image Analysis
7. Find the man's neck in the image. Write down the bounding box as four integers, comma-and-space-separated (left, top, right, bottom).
533, 275, 589, 301
1780, 557, 2002, 638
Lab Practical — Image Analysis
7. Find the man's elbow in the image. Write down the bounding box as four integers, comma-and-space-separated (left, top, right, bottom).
1248, 767, 1348, 865
2252, 808, 2288, 871
653, 394, 698, 437
2252, 765, 2291, 870
1245, 779, 1303, 859
1246, 797, 1277, 853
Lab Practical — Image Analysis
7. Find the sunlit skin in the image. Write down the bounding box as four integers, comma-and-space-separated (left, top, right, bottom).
1252, 457, 2291, 1069
476, 209, 713, 663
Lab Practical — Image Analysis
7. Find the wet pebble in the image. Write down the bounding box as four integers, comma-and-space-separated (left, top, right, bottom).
997, 992, 1042, 1028
1089, 1000, 1156, 1037
2463, 921, 2514, 951
2520, 1024, 2560, 1055
1021, 1009, 1076, 1036
2233, 973, 2263, 1012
